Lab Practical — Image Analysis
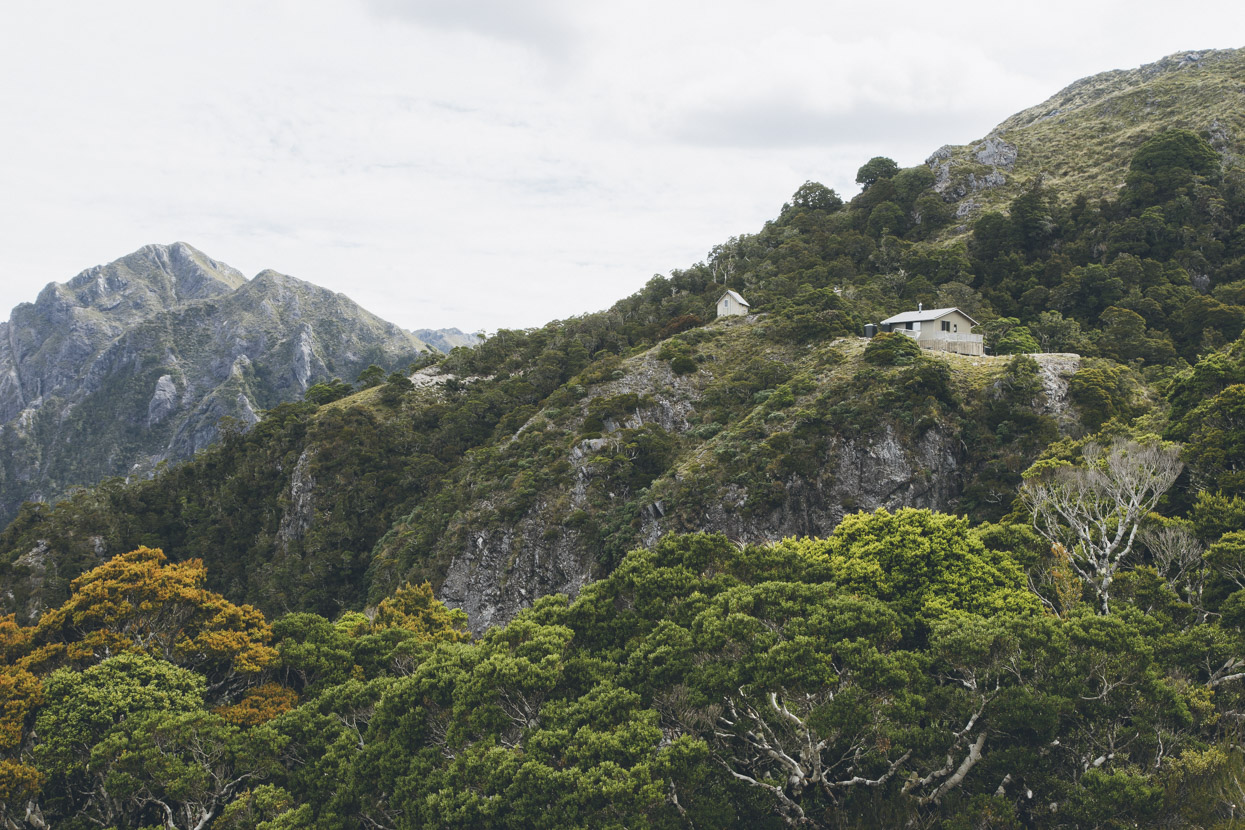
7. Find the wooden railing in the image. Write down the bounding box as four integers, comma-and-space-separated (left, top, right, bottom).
920, 333, 984, 356
892, 329, 983, 343
924, 331, 983, 343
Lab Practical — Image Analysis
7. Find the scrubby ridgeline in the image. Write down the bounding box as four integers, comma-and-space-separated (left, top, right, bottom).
2, 510, 1244, 828
0, 317, 1092, 627
938, 49, 1245, 215
371, 335, 1083, 631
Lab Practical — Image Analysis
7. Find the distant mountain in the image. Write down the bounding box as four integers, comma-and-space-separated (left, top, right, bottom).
0, 242, 430, 524
413, 327, 482, 352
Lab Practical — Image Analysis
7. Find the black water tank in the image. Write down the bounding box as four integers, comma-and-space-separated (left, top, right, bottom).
864, 323, 877, 338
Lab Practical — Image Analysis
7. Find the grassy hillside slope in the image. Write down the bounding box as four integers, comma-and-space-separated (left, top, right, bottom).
930, 48, 1245, 219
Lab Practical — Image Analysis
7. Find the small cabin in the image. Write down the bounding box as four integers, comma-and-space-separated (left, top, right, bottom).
717, 290, 750, 318
877, 306, 984, 356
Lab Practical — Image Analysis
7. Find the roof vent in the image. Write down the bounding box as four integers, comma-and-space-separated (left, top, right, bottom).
918, 302, 923, 312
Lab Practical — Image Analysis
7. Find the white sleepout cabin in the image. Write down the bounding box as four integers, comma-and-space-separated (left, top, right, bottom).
717, 290, 750, 318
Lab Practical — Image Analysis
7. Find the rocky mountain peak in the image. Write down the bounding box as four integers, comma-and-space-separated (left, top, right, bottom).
57, 242, 246, 316
249, 268, 293, 287
0, 244, 435, 524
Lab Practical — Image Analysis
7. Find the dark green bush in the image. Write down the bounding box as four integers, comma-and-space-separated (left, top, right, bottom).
671, 354, 698, 375
1069, 365, 1133, 430
864, 332, 922, 365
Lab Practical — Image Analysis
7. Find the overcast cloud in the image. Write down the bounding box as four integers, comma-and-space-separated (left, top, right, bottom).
0, 1, 1241, 331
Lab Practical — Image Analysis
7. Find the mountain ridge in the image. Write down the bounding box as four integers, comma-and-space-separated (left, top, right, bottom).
0, 243, 453, 524
927, 47, 1245, 220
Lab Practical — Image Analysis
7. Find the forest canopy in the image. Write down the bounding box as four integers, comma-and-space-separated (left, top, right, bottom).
2, 510, 1243, 828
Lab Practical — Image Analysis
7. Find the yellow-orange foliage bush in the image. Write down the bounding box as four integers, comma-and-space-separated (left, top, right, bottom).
20, 547, 276, 683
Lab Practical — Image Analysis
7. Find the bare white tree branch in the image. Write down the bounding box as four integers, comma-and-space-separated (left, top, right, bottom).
1021, 439, 1182, 614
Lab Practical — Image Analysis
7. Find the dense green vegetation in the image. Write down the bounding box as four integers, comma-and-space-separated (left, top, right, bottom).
3, 502, 1244, 827
3, 52, 1245, 825
9, 123, 1241, 622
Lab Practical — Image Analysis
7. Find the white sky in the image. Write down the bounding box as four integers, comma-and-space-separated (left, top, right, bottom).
0, 2, 1241, 332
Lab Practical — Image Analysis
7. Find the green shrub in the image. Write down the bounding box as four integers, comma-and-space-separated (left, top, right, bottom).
304, 379, 354, 406
379, 372, 414, 406
1070, 365, 1132, 430
671, 354, 698, 375
995, 326, 1040, 355
657, 314, 704, 339
864, 332, 922, 365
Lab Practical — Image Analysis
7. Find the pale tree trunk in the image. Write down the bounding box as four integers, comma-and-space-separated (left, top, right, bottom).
1021, 439, 1182, 614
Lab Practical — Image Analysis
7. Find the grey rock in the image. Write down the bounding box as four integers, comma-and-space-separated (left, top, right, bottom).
236, 394, 260, 427
440, 419, 966, 635
975, 170, 1008, 191
1031, 353, 1080, 425
12, 541, 51, 621
276, 450, 316, 551
673, 426, 961, 548
935, 170, 1006, 205
973, 136, 1018, 169
290, 328, 318, 391
956, 199, 981, 219
440, 518, 597, 633
147, 374, 180, 425
438, 356, 705, 633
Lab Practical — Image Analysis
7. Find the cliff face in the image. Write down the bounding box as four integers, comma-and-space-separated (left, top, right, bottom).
436, 423, 968, 633
0, 243, 427, 524
378, 323, 1079, 633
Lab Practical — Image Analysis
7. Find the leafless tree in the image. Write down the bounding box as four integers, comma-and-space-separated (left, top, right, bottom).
708, 237, 749, 286
1140, 524, 1207, 617
656, 683, 913, 829
1021, 439, 1183, 615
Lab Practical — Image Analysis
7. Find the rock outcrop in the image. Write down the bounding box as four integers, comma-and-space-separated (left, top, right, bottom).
438, 421, 966, 634
410, 334, 1082, 634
